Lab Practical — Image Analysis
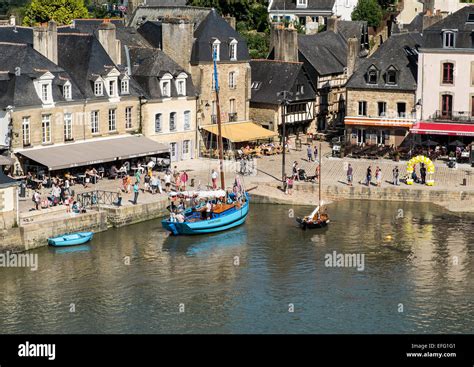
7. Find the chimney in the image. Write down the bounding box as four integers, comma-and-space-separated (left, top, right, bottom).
33, 21, 57, 64
327, 16, 339, 33
97, 21, 122, 66
9, 15, 15, 26
224, 16, 236, 30
270, 23, 298, 62
161, 18, 193, 72
346, 37, 359, 78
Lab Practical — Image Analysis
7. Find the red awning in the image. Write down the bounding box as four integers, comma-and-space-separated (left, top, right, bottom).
410, 122, 474, 137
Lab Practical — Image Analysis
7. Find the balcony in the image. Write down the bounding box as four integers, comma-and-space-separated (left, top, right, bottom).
431, 110, 474, 123
228, 112, 238, 122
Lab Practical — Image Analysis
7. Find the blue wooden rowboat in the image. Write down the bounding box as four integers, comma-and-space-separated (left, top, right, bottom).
48, 232, 94, 247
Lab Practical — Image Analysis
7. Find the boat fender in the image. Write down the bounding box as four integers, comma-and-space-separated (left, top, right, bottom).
169, 223, 179, 236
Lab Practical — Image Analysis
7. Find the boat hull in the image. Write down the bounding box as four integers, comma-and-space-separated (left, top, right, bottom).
296, 217, 329, 230
162, 196, 249, 235
48, 232, 94, 247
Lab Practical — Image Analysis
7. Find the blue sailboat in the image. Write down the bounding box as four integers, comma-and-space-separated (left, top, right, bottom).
161, 49, 250, 236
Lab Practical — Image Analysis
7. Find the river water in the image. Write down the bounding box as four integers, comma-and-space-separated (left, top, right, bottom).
1, 201, 473, 334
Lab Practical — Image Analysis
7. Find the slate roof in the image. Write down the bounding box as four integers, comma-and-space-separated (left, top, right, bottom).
250, 60, 315, 105
57, 33, 142, 99
0, 26, 32, 44
191, 9, 249, 63
129, 47, 196, 99
128, 5, 211, 28
0, 42, 82, 107
298, 31, 348, 76
346, 32, 423, 91
145, 0, 187, 5
423, 5, 474, 49
269, 0, 335, 12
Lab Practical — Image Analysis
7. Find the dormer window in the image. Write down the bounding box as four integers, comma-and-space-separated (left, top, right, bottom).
367, 66, 378, 84
121, 78, 129, 94
108, 80, 116, 97
63, 82, 72, 100
94, 81, 103, 96
212, 39, 221, 61
175, 72, 188, 96
385, 67, 397, 85
443, 31, 456, 48
162, 81, 170, 96
297, 0, 308, 8
229, 39, 238, 61
41, 84, 49, 101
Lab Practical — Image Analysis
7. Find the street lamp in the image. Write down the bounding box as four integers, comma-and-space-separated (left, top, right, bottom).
277, 90, 292, 182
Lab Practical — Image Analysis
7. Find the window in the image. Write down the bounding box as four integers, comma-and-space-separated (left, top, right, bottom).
443, 31, 455, 48
229, 98, 236, 113
177, 80, 186, 96
108, 109, 116, 131
471, 96, 474, 117
441, 94, 453, 118
378, 102, 387, 117
109, 80, 116, 96
121, 79, 129, 94
297, 0, 307, 8
296, 84, 304, 94
397, 102, 406, 118
94, 81, 103, 96
229, 72, 236, 89
64, 113, 73, 141
22, 117, 30, 146
170, 112, 176, 131
251, 81, 262, 89
42, 115, 51, 144
91, 111, 99, 134
63, 84, 71, 100
183, 140, 190, 155
155, 113, 162, 132
162, 81, 170, 97
184, 111, 191, 130
125, 107, 132, 129
442, 62, 454, 84
212, 39, 220, 61
358, 101, 367, 116
386, 69, 397, 85
229, 39, 238, 61
367, 69, 377, 84
41, 84, 48, 101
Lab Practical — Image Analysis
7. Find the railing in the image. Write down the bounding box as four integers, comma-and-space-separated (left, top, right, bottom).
228, 112, 238, 122
431, 110, 474, 123
76, 190, 120, 209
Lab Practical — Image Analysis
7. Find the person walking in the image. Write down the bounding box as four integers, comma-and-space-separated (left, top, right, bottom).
164, 171, 172, 192
33, 190, 41, 210
211, 169, 218, 189
180, 171, 189, 191
347, 164, 353, 186
144, 173, 151, 193
392, 166, 399, 186
366, 166, 372, 187
314, 145, 318, 162
307, 145, 313, 162
132, 182, 139, 205
376, 167, 382, 187
287, 176, 294, 195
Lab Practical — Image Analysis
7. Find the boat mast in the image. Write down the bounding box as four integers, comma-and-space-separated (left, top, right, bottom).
319, 141, 322, 208
213, 49, 225, 190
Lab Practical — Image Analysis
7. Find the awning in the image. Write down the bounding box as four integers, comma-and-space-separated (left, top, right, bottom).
201, 122, 278, 142
16, 135, 169, 171
411, 122, 474, 137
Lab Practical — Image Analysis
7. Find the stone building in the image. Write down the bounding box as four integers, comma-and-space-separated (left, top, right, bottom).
0, 21, 169, 174
269, 18, 369, 132
0, 159, 18, 230
250, 59, 316, 137
345, 32, 422, 147
413, 6, 474, 142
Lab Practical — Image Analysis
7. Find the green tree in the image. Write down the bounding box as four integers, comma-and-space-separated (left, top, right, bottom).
23, 0, 88, 26
352, 0, 383, 27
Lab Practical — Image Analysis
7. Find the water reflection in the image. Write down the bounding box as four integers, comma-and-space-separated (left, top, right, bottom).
0, 201, 473, 334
